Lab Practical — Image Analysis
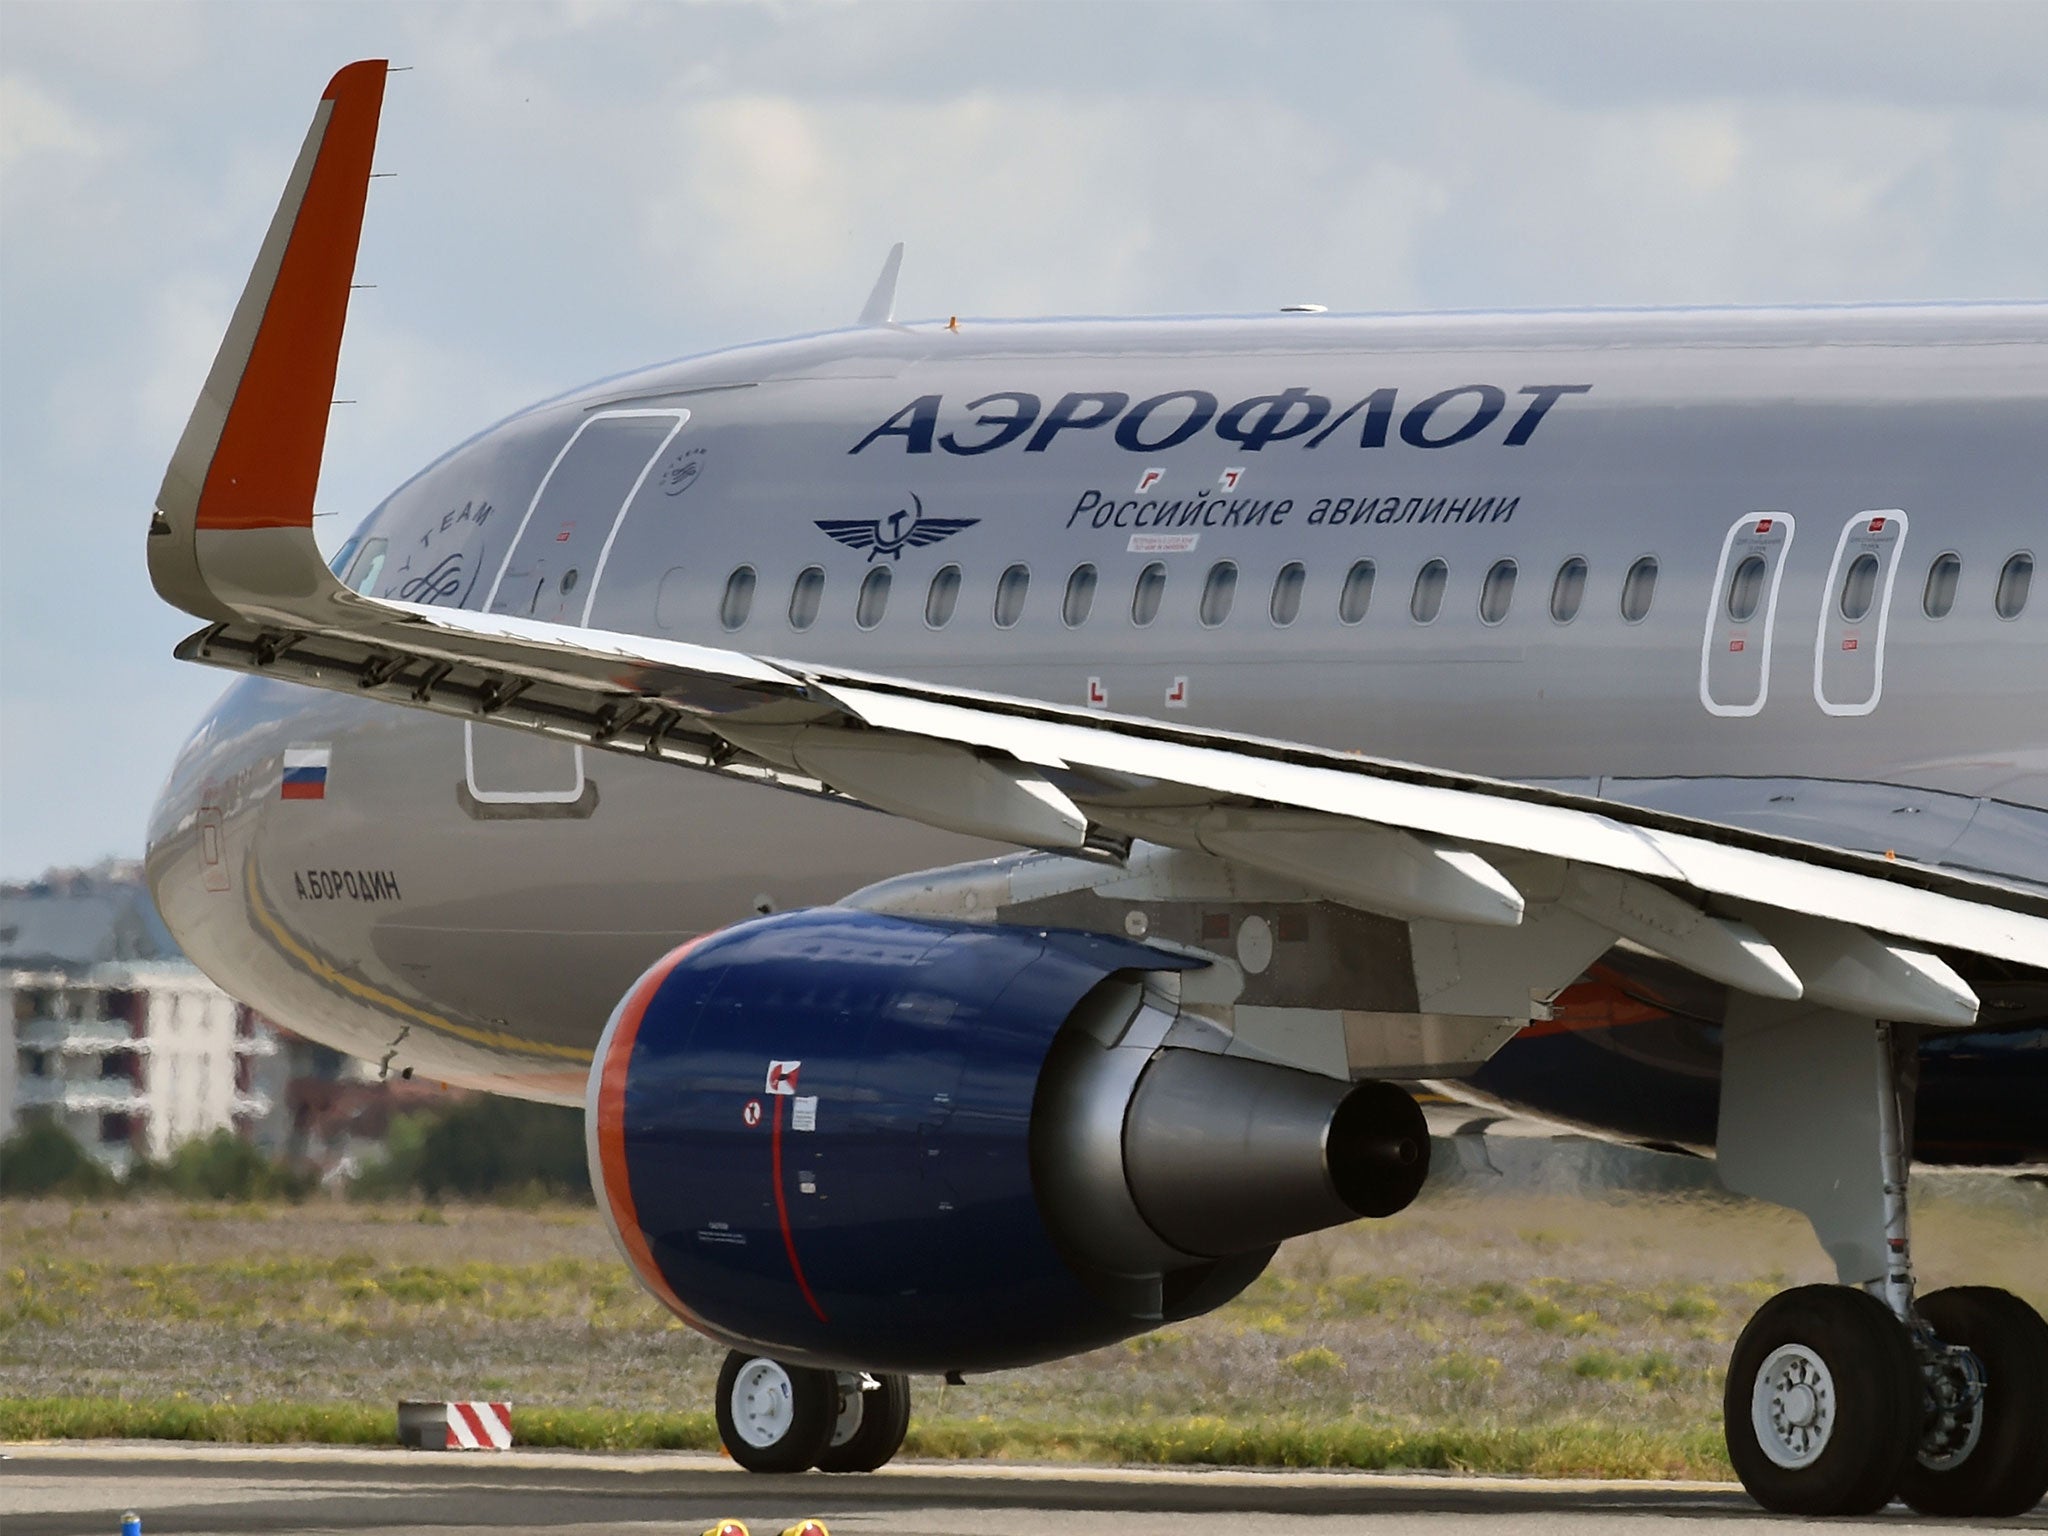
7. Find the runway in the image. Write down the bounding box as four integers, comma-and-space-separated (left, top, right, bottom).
4, 1445, 2042, 1535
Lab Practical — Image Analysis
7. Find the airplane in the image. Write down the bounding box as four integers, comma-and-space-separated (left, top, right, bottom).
142, 61, 2047, 1516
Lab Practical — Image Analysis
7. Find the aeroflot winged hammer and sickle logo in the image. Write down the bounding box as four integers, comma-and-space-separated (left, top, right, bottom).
815, 494, 977, 561
765, 1059, 802, 1096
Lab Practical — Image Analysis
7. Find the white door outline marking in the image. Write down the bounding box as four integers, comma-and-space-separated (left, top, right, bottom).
1699, 512, 1796, 718
1812, 510, 1908, 719
466, 408, 690, 803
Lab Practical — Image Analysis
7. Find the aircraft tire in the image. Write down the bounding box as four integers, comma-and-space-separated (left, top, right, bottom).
715, 1351, 837, 1474
1898, 1287, 2048, 1517
815, 1372, 912, 1473
1724, 1284, 1919, 1516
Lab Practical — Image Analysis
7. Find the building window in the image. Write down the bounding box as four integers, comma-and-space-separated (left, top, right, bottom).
1478, 559, 1517, 625
100, 1113, 131, 1144
719, 566, 756, 631
1269, 562, 1305, 626
925, 564, 961, 628
1199, 561, 1238, 627
1410, 559, 1448, 624
1839, 552, 1880, 623
856, 565, 891, 629
788, 566, 824, 631
1551, 557, 1587, 623
1923, 552, 1961, 619
1995, 552, 2034, 620
1131, 562, 1167, 627
1062, 564, 1097, 628
994, 563, 1030, 628
1727, 555, 1767, 623
1338, 560, 1375, 625
1620, 556, 1659, 623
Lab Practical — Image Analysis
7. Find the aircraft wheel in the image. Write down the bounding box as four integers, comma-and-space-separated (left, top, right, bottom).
715, 1351, 837, 1474
1724, 1284, 1919, 1515
1898, 1287, 2048, 1517
815, 1372, 912, 1473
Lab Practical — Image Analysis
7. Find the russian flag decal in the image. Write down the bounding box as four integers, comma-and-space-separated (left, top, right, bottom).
281, 745, 331, 800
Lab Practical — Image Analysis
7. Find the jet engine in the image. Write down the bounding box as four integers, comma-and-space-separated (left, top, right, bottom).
587, 908, 1428, 1373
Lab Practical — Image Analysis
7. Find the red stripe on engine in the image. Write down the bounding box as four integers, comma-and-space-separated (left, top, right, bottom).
771, 1092, 830, 1323
597, 936, 711, 1331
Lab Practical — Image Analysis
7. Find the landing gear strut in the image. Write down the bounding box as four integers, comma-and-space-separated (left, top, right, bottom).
1718, 1006, 2048, 1517
714, 1350, 912, 1475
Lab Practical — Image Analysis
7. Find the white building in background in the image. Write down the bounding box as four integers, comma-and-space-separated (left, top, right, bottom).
2, 861, 289, 1171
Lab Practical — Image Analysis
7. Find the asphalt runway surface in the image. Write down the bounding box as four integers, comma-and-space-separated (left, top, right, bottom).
5, 1446, 2044, 1536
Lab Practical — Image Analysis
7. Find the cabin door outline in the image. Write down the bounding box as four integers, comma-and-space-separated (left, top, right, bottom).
466, 408, 690, 803
1813, 510, 1909, 719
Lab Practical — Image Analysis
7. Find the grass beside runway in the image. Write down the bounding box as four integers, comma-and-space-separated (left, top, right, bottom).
0, 1395, 1723, 1477
4, 1179, 2042, 1479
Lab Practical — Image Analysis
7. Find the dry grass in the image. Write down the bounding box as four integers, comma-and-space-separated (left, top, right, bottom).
4, 1172, 2043, 1476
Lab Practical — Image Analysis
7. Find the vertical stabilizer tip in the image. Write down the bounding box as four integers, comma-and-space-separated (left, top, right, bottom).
858, 242, 905, 327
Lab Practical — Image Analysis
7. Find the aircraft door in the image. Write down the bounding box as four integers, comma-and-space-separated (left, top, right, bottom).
1700, 513, 1795, 717
467, 409, 689, 804
1813, 511, 1908, 717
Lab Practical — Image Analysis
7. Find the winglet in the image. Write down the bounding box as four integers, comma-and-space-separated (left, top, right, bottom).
151, 60, 388, 620
857, 242, 904, 327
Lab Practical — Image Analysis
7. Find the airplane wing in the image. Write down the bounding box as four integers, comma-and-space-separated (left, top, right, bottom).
150, 61, 2048, 1034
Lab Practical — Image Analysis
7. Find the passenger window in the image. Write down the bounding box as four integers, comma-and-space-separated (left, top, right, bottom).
788, 566, 824, 631
856, 565, 891, 630
1062, 564, 1097, 627
345, 537, 388, 595
1338, 560, 1375, 624
1995, 552, 2034, 620
1410, 559, 1447, 624
1270, 562, 1305, 626
1838, 551, 1880, 622
1726, 555, 1767, 623
994, 563, 1030, 628
1550, 557, 1587, 623
925, 564, 960, 628
1132, 562, 1167, 626
719, 566, 756, 631
1478, 559, 1517, 625
1199, 561, 1238, 627
1620, 556, 1658, 623
1923, 552, 1960, 619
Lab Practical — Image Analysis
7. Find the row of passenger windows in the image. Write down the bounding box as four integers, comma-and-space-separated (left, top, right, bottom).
723, 547, 2036, 634
1716, 549, 2036, 625
719, 554, 1673, 633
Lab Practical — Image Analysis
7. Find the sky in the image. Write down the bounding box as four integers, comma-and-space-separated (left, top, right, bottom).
2, 0, 2044, 878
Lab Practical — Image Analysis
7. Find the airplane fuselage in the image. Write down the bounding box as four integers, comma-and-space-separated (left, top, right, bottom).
148, 303, 2048, 1110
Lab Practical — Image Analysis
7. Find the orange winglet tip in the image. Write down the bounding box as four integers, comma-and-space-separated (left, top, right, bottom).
193, 59, 388, 533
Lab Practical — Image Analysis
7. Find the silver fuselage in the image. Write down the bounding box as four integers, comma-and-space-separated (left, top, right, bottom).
147, 304, 2048, 1100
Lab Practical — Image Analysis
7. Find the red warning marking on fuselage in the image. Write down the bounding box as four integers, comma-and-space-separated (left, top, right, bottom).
1087, 676, 1107, 707
1219, 467, 1243, 490
766, 1059, 801, 1095
1166, 676, 1189, 707
742, 1098, 763, 1127
1136, 468, 1163, 493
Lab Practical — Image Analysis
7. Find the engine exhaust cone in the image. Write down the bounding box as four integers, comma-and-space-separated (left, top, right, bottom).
1121, 1052, 1431, 1258
1325, 1077, 1431, 1218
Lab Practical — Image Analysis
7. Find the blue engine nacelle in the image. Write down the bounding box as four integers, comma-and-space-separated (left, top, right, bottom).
588, 908, 1427, 1374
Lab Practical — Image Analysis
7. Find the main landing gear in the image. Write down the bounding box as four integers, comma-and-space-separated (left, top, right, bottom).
1718, 1007, 2048, 1517
714, 1350, 912, 1475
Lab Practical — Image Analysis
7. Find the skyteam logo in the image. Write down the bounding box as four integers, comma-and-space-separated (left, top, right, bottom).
815, 493, 977, 562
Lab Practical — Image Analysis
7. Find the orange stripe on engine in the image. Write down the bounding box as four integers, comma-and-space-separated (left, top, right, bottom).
197, 60, 386, 532
597, 935, 712, 1330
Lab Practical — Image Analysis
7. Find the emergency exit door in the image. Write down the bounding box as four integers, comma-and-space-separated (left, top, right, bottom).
1700, 513, 1795, 717
466, 409, 689, 804
1813, 511, 1908, 717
